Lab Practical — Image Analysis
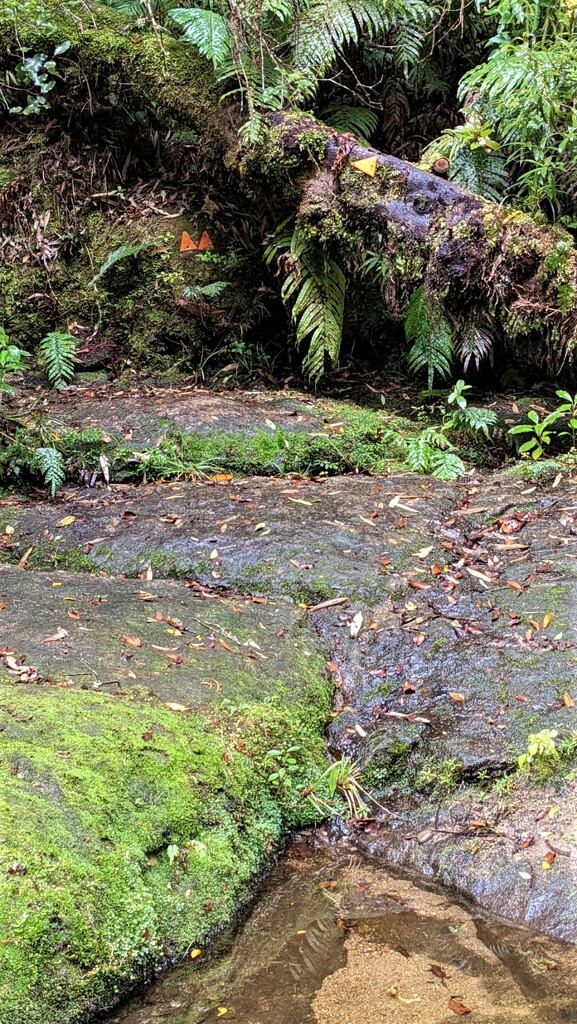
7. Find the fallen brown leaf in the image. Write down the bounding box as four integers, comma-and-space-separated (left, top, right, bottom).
122, 635, 142, 648
41, 627, 69, 644
448, 997, 471, 1015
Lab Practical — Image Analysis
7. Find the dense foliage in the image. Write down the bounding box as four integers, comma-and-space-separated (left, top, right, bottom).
1, 0, 577, 389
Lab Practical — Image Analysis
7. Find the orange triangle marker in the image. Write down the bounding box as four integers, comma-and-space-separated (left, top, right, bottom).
180, 230, 197, 252
197, 230, 214, 252
350, 156, 377, 178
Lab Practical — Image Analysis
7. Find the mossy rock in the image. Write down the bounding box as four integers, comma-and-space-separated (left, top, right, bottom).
0, 571, 332, 1023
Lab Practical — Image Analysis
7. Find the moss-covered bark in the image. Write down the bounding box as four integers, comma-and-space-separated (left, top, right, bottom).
2, 4, 577, 374
0, 1, 224, 139
247, 112, 577, 375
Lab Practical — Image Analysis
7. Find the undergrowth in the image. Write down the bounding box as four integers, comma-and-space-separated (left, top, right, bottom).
0, 399, 484, 492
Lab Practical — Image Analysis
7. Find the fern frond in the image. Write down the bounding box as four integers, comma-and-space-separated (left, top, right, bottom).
281, 226, 345, 381
406, 435, 432, 473
320, 103, 379, 145
450, 407, 498, 439
169, 8, 232, 68
32, 447, 66, 497
423, 122, 509, 203
38, 332, 77, 389
405, 286, 453, 389
429, 449, 466, 479
450, 147, 508, 202
406, 432, 465, 478
89, 242, 147, 286
392, 7, 433, 75
99, 0, 147, 14
263, 217, 296, 267
294, 0, 394, 85
459, 322, 494, 373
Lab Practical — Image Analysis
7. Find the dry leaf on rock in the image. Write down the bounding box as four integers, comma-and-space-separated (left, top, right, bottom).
122, 635, 142, 648
41, 627, 69, 643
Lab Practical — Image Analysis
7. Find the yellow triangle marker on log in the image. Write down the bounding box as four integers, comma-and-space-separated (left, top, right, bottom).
350, 156, 377, 178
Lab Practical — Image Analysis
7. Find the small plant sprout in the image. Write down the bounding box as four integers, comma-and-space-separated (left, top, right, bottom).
309, 755, 371, 820
265, 746, 301, 789
518, 729, 559, 774
166, 844, 180, 865
509, 409, 561, 459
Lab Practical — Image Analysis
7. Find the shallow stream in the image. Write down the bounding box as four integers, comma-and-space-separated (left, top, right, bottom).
108, 835, 577, 1024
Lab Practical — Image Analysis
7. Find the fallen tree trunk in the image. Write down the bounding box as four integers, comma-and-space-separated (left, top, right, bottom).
244, 112, 577, 375
2, 0, 577, 376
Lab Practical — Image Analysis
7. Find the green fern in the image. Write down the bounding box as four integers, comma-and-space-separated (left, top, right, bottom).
429, 449, 466, 480
169, 8, 232, 68
424, 117, 509, 202
393, 7, 433, 74
406, 430, 465, 479
320, 103, 379, 145
293, 0, 395, 92
89, 242, 148, 286
281, 226, 345, 381
38, 332, 77, 389
459, 322, 494, 373
32, 447, 66, 496
100, 0, 147, 13
446, 145, 508, 202
405, 286, 453, 389
449, 406, 498, 439
406, 434, 431, 473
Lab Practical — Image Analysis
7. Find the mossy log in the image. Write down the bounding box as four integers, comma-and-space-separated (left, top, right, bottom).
248, 112, 577, 373
2, 2, 577, 373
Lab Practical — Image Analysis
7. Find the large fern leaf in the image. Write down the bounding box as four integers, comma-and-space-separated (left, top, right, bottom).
429, 449, 466, 480
405, 286, 453, 388
294, 0, 394, 83
89, 242, 147, 286
38, 332, 77, 389
281, 227, 345, 381
320, 103, 379, 145
169, 8, 232, 68
32, 447, 66, 497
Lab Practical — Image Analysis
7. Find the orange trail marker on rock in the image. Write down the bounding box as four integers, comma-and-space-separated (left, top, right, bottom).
180, 230, 197, 252
197, 230, 214, 251
350, 156, 377, 177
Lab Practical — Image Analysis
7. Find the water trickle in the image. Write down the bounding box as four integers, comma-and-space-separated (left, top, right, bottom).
109, 836, 577, 1024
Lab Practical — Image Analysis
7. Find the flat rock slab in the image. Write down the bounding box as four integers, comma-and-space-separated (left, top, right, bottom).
2, 446, 577, 949
2, 472, 577, 775
353, 779, 577, 944
12, 383, 341, 447
0, 566, 322, 707
0, 475, 456, 603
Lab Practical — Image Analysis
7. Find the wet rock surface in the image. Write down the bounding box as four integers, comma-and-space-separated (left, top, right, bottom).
11, 383, 339, 448
2, 387, 577, 1022
0, 566, 321, 706
109, 838, 577, 1024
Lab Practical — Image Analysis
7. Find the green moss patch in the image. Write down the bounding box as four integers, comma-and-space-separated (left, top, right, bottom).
0, 648, 331, 1021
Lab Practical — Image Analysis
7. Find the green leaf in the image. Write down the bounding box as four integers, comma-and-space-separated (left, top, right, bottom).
281, 226, 345, 381
406, 286, 453, 389
89, 242, 147, 286
32, 447, 66, 497
38, 332, 77, 389
169, 9, 231, 68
